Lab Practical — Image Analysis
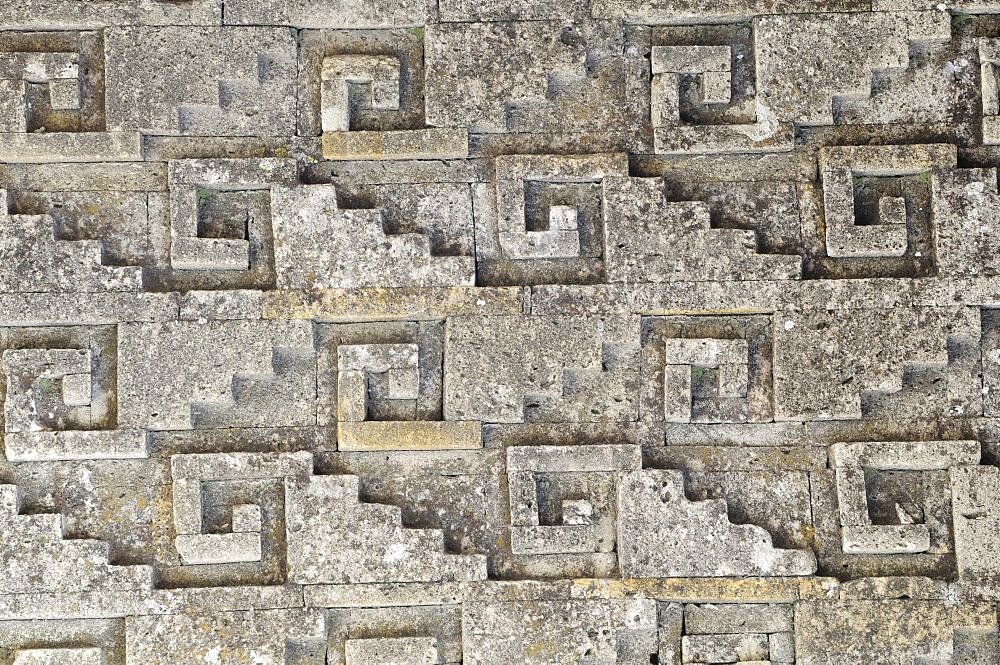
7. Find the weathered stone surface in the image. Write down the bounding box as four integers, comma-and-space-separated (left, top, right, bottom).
773, 306, 980, 421
117, 319, 315, 430
755, 12, 951, 127
951, 464, 1000, 582
1, 3, 999, 662
462, 599, 658, 664
105, 27, 297, 137
0, 190, 142, 292
285, 471, 488, 584
684, 602, 793, 635
794, 600, 972, 664
225, 0, 428, 28
444, 314, 639, 423
337, 420, 482, 451
271, 183, 476, 288
125, 609, 327, 664
425, 21, 641, 139
831, 440, 980, 555
343, 637, 438, 665
617, 469, 816, 578
592, 0, 868, 23
0, 484, 153, 595
322, 128, 469, 161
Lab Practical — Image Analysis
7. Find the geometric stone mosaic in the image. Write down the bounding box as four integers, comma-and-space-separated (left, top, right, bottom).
0, 1, 999, 663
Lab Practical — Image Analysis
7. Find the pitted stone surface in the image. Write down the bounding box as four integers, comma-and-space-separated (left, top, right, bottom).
1, 2, 1000, 663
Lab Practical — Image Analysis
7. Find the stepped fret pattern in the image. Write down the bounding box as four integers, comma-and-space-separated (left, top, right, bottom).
1, 1, 1000, 662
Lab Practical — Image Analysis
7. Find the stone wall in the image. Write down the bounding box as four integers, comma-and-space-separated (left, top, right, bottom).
0, 1, 998, 662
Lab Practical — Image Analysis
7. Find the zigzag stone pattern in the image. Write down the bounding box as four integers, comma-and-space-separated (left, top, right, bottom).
1, 2, 1000, 664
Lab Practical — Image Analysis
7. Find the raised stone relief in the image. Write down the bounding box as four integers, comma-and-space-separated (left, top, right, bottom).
0, 2, 998, 663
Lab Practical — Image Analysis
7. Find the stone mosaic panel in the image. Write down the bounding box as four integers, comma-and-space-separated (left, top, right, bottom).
0, 1, 998, 662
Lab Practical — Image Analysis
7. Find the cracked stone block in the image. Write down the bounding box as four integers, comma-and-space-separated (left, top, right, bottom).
167, 157, 297, 273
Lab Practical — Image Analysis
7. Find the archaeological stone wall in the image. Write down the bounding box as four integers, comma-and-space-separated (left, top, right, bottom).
0, 0, 999, 663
